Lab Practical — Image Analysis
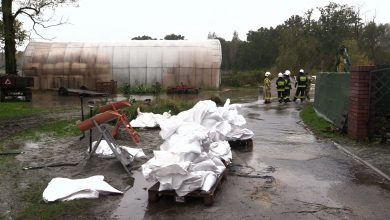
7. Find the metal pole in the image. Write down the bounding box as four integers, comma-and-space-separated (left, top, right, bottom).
79, 94, 85, 140
89, 106, 93, 152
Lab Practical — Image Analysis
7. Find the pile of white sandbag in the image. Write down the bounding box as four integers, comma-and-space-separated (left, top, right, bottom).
142, 99, 253, 196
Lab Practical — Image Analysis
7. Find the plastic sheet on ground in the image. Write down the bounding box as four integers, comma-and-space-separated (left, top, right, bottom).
42, 175, 122, 202
142, 99, 253, 196
130, 108, 171, 128
91, 140, 146, 160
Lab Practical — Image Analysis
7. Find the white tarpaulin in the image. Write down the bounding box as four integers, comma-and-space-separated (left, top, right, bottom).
142, 99, 253, 196
42, 175, 122, 202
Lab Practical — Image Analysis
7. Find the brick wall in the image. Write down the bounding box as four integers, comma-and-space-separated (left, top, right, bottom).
348, 66, 375, 139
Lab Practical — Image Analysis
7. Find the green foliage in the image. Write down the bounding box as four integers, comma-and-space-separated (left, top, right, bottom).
221, 70, 264, 87
119, 82, 162, 95
215, 2, 390, 74
359, 22, 390, 65
0, 19, 27, 46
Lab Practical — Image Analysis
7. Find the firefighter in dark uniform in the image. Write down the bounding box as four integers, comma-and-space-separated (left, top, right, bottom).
276, 72, 286, 103
294, 69, 308, 102
283, 70, 292, 102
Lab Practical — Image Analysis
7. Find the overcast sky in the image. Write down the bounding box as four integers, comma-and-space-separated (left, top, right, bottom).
20, 0, 388, 46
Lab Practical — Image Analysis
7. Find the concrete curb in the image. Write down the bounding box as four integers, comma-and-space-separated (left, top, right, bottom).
331, 141, 390, 182
299, 120, 390, 183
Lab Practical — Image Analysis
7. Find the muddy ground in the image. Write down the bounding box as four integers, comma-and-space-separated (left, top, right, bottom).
1, 89, 390, 220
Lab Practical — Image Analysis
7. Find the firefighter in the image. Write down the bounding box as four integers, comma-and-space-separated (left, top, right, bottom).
263, 71, 271, 104
283, 70, 292, 102
293, 69, 307, 102
276, 72, 286, 103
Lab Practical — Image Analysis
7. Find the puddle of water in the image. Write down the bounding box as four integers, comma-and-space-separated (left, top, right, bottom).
24, 142, 40, 149
285, 134, 316, 144
111, 171, 154, 220
30, 88, 261, 108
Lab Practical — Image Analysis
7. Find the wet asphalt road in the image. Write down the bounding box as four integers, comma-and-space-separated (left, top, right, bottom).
111, 93, 390, 220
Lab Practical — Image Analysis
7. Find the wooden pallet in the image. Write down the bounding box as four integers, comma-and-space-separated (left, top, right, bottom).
228, 138, 253, 152
148, 170, 227, 206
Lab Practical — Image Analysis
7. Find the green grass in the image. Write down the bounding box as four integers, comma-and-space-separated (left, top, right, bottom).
15, 182, 90, 220
300, 104, 343, 139
0, 103, 49, 120
0, 119, 81, 146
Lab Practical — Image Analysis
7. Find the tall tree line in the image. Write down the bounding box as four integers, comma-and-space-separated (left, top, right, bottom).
210, 2, 390, 73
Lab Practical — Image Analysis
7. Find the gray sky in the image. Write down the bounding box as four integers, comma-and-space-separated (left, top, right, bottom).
20, 0, 388, 46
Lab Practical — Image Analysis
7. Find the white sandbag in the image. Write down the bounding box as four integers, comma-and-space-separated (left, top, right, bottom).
90, 140, 146, 160
62, 190, 100, 201
42, 175, 122, 202
201, 172, 218, 192
226, 127, 254, 140
130, 108, 171, 128
141, 151, 191, 181
121, 146, 147, 159
209, 141, 232, 164
91, 140, 118, 157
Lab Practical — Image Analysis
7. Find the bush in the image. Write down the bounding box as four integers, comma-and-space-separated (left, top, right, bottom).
120, 82, 161, 95
221, 70, 264, 87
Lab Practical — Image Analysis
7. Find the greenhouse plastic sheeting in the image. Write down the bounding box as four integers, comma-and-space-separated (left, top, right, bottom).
22, 40, 222, 90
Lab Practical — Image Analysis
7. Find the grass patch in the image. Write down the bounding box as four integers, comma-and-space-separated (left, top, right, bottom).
0, 103, 75, 120
15, 182, 90, 220
7, 119, 81, 143
0, 119, 81, 173
0, 103, 49, 120
0, 119, 81, 151
300, 104, 343, 139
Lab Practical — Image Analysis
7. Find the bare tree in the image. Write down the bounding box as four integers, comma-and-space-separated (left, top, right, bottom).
1, 0, 77, 74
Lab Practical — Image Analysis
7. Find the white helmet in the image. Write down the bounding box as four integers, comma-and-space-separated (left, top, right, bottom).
299, 69, 304, 73
278, 73, 283, 77
284, 70, 291, 75
265, 71, 271, 77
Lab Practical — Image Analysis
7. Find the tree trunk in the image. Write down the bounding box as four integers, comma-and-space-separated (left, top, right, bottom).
2, 0, 17, 75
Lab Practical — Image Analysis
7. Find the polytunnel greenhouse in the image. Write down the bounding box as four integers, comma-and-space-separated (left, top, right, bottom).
22, 40, 222, 90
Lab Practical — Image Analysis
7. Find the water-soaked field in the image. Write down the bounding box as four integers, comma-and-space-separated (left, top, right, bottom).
1, 88, 389, 220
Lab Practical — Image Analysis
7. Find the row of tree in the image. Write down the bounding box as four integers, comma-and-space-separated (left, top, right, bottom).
131, 34, 185, 40
1, 2, 389, 75
211, 2, 390, 73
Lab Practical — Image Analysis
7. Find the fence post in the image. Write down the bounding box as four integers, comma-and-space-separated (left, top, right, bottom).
347, 66, 375, 139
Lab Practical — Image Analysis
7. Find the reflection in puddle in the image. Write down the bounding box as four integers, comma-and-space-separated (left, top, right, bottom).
112, 171, 153, 220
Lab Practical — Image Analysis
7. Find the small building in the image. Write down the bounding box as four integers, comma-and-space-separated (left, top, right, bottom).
22, 40, 222, 90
